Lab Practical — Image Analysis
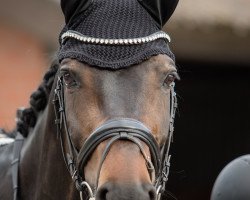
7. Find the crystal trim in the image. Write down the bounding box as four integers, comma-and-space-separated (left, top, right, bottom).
61, 30, 171, 45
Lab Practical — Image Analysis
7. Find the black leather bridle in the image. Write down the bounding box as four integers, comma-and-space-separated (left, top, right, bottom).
53, 75, 177, 200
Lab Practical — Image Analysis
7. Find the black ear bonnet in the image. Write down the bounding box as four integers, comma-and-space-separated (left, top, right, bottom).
58, 0, 179, 69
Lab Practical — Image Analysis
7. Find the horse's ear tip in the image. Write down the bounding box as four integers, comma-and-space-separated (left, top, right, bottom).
60, 0, 92, 24
164, 0, 179, 23
138, 0, 179, 27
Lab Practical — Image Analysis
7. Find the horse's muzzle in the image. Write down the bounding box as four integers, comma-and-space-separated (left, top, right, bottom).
77, 118, 161, 199
77, 118, 161, 179
96, 182, 157, 200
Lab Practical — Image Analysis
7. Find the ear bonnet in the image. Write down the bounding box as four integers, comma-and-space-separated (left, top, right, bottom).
58, 0, 179, 69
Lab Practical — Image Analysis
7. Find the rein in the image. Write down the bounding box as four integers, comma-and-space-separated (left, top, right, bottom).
52, 76, 177, 200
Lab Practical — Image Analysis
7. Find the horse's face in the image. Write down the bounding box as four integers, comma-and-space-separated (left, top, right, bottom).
59, 54, 178, 200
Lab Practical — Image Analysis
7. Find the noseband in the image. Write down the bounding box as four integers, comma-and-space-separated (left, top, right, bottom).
53, 76, 177, 200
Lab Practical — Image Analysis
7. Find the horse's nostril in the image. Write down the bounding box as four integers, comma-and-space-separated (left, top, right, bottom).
96, 183, 109, 200
96, 182, 157, 200
149, 190, 156, 200
143, 183, 157, 200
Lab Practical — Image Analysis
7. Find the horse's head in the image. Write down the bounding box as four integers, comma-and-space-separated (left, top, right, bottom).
53, 0, 179, 199
0, 0, 180, 199
54, 53, 178, 200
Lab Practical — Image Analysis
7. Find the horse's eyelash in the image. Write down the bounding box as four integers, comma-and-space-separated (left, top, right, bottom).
59, 69, 70, 75
163, 71, 179, 80
170, 71, 180, 80
59, 69, 76, 79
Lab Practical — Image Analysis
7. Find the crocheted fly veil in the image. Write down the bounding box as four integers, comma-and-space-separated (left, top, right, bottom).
58, 0, 179, 69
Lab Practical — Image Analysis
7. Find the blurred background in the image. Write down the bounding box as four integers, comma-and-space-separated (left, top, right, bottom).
0, 0, 249, 199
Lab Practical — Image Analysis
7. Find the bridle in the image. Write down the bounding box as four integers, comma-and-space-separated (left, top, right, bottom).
53, 75, 177, 200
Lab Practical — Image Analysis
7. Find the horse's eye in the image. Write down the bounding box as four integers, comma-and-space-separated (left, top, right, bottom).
62, 72, 76, 87
164, 74, 176, 87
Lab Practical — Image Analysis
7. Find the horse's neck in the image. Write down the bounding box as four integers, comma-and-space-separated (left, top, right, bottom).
19, 106, 79, 200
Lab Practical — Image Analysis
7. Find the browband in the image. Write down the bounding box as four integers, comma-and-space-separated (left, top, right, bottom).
61, 30, 171, 45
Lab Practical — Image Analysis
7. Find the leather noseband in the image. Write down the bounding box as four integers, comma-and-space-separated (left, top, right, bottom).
77, 119, 160, 187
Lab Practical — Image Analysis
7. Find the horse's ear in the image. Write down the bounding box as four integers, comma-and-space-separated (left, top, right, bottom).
138, 0, 179, 27
60, 0, 92, 24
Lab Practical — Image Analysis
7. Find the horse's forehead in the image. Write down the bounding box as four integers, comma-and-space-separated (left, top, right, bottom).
145, 54, 176, 70
61, 54, 175, 73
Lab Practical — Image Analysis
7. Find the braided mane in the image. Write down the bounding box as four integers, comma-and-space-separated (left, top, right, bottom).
16, 60, 59, 137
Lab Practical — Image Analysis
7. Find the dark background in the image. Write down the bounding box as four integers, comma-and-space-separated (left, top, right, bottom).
167, 60, 250, 200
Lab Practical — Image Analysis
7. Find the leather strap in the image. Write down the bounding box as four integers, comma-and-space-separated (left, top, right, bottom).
93, 130, 156, 189
11, 132, 24, 200
54, 77, 83, 192
77, 119, 160, 179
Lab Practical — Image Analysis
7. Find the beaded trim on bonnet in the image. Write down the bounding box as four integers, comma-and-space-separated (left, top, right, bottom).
61, 30, 171, 45
58, 0, 176, 69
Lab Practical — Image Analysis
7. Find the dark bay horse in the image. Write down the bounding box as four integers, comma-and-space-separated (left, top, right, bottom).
0, 54, 179, 200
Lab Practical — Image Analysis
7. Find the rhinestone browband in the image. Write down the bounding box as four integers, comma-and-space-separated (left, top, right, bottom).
61, 30, 171, 45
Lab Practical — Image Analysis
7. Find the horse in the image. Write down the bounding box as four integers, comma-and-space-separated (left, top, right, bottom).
1, 0, 180, 198
0, 54, 179, 200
